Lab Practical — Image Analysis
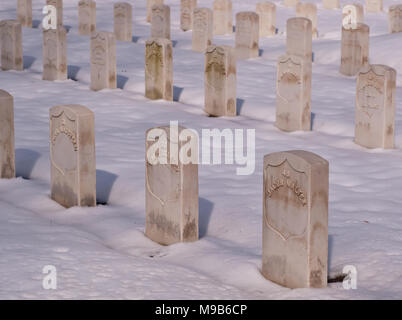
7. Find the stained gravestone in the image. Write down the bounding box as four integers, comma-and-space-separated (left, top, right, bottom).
50, 105, 96, 208
286, 17, 312, 62
256, 2, 276, 38
389, 5, 402, 33
0, 20, 23, 71
43, 28, 67, 81
147, 0, 163, 23
235, 12, 259, 60
145, 124, 199, 246
343, 4, 364, 25
262, 150, 329, 288
283, 0, 299, 7
213, 0, 233, 35
114, 2, 132, 42
181, 0, 197, 31
17, 0, 32, 27
276, 55, 312, 131
78, 0, 96, 36
355, 64, 396, 149
145, 38, 173, 101
47, 0, 63, 28
296, 3, 318, 38
0, 90, 15, 179
340, 23, 369, 76
365, 0, 382, 13
322, 0, 340, 10
204, 45, 237, 117
90, 31, 117, 91
151, 4, 170, 40
192, 8, 213, 53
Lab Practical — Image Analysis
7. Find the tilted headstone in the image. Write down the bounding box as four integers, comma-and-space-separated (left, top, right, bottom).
365, 0, 382, 13
151, 4, 170, 40
0, 90, 15, 179
181, 0, 197, 32
343, 4, 364, 25
17, 0, 32, 27
0, 20, 23, 71
262, 150, 329, 288
389, 5, 402, 33
340, 23, 369, 76
235, 12, 260, 60
355, 64, 396, 149
276, 55, 312, 132
114, 2, 132, 42
286, 17, 312, 62
283, 0, 299, 7
145, 124, 199, 245
90, 31, 117, 91
50, 105, 96, 208
192, 8, 213, 53
213, 0, 233, 35
47, 0, 63, 28
145, 38, 173, 101
322, 0, 340, 10
296, 3, 318, 39
204, 45, 237, 117
147, 0, 163, 23
78, 0, 96, 36
256, 2, 276, 38
43, 27, 67, 81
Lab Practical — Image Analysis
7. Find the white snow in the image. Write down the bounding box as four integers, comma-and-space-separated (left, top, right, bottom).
0, 0, 402, 299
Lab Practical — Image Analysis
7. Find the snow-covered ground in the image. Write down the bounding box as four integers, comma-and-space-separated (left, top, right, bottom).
1, 0, 402, 299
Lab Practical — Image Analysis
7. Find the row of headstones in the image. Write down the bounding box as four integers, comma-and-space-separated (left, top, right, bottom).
0, 15, 397, 149
0, 91, 329, 289
145, 17, 398, 149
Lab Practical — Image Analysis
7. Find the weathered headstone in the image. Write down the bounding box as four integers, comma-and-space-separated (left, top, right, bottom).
262, 150, 329, 289
145, 38, 173, 101
286, 17, 312, 62
204, 45, 237, 117
17, 0, 32, 27
78, 0, 96, 36
296, 3, 318, 38
283, 0, 299, 7
181, 0, 197, 31
213, 0, 233, 35
322, 0, 340, 10
192, 8, 213, 53
145, 124, 199, 246
340, 23, 369, 76
365, 0, 382, 13
114, 2, 132, 42
343, 4, 364, 25
47, 0, 63, 28
147, 0, 163, 23
276, 55, 312, 131
389, 5, 402, 33
90, 31, 117, 91
0, 20, 23, 71
256, 2, 276, 38
43, 27, 67, 81
235, 12, 259, 60
50, 105, 96, 208
355, 64, 396, 149
0, 90, 15, 179
151, 4, 170, 40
